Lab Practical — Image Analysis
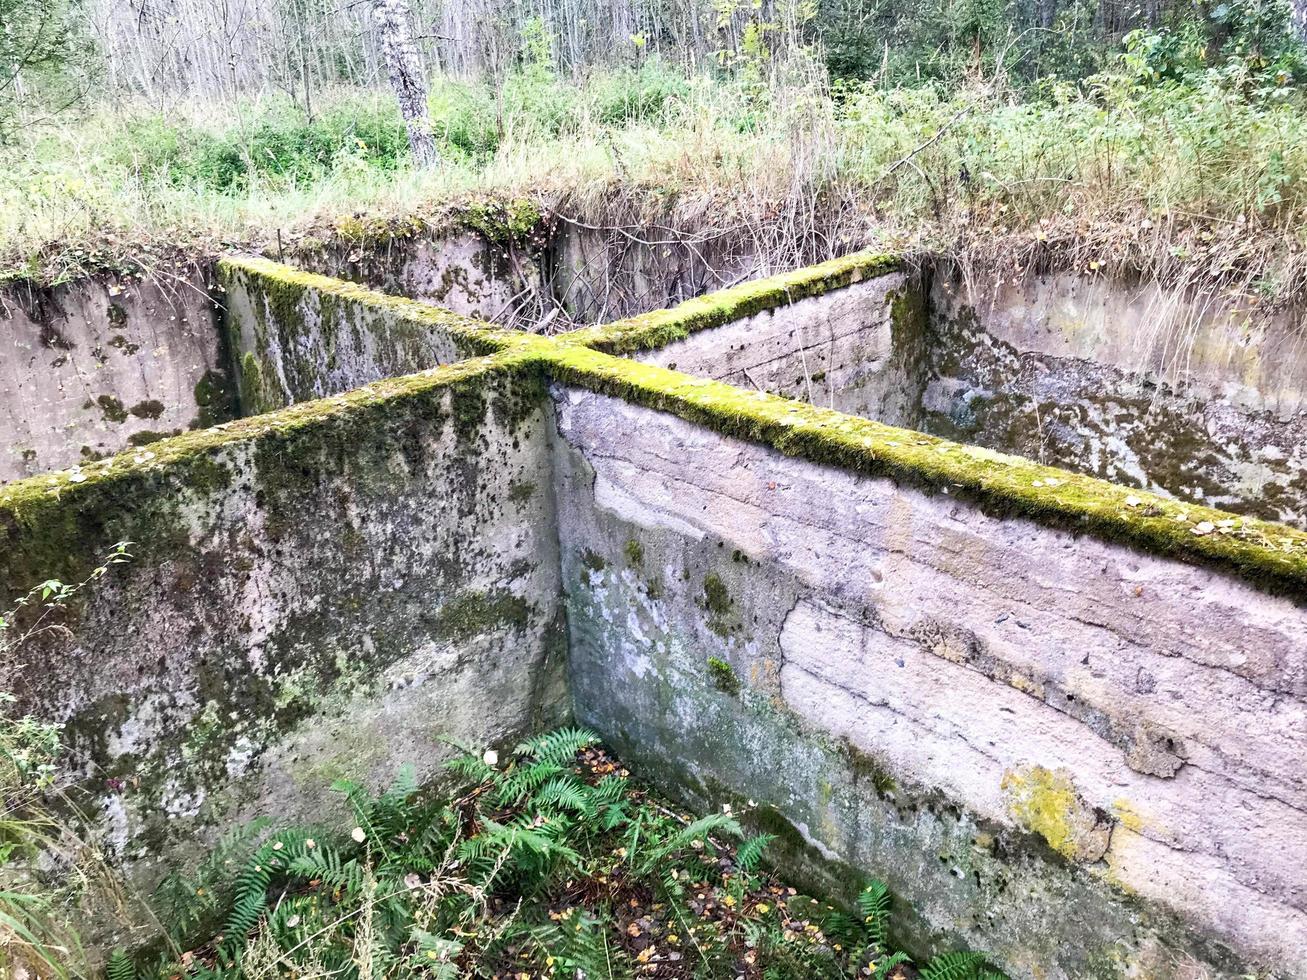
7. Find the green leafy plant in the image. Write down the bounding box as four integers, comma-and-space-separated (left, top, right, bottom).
145, 728, 1001, 978
0, 541, 132, 977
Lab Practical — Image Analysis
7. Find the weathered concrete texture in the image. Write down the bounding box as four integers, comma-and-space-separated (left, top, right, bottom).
551, 387, 1307, 979
550, 223, 759, 322
294, 229, 533, 322
638, 273, 928, 426
220, 257, 498, 414
0, 358, 567, 943
0, 272, 234, 484
925, 274, 1307, 527
298, 219, 762, 327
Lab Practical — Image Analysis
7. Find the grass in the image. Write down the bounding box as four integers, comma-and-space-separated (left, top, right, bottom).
5, 53, 1307, 303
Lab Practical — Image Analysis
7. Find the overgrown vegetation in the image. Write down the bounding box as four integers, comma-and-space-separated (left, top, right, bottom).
4, 0, 1307, 311
0, 550, 1001, 977
0, 542, 132, 977
102, 729, 999, 978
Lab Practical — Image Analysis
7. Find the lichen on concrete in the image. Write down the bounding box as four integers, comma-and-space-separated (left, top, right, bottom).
6, 242, 1307, 978
544, 344, 1307, 597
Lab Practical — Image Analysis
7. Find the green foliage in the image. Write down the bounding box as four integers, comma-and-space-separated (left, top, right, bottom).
0, 0, 94, 142
144, 729, 997, 978
858, 877, 892, 948
735, 831, 776, 871
106, 950, 137, 980
587, 58, 693, 125
922, 950, 996, 979
1123, 0, 1306, 94
110, 98, 409, 192
0, 541, 133, 977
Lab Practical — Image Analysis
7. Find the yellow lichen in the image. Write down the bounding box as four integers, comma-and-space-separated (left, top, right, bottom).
1112, 798, 1146, 833
1002, 765, 1092, 861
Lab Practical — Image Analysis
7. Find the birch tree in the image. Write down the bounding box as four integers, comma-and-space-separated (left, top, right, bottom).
371, 0, 439, 167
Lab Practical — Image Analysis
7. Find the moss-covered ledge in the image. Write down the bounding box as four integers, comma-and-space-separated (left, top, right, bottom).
559, 252, 903, 355
219, 253, 532, 355
0, 347, 543, 590
543, 344, 1307, 598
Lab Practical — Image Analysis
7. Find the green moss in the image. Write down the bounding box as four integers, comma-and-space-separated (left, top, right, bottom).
95, 394, 128, 423
450, 382, 488, 444
240, 351, 265, 409
1001, 766, 1087, 862
624, 539, 645, 566
127, 430, 175, 446
581, 549, 608, 573
217, 255, 522, 362
192, 368, 236, 428
563, 252, 902, 355
543, 344, 1307, 598
841, 740, 899, 797
107, 331, 138, 355
703, 573, 731, 615
458, 196, 543, 246
432, 588, 533, 643
0, 348, 537, 597
129, 399, 165, 420
700, 573, 737, 637
706, 655, 740, 696
509, 480, 537, 504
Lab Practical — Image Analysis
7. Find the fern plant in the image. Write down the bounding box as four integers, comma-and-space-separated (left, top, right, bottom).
143, 728, 1002, 980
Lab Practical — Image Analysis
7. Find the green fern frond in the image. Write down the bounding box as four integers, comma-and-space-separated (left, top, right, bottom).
873, 950, 913, 977
858, 879, 893, 948
533, 776, 596, 816
106, 950, 136, 980
514, 727, 598, 765
287, 846, 363, 894
222, 854, 273, 947
496, 760, 564, 805
632, 812, 741, 874
922, 950, 991, 980
442, 753, 495, 784
735, 832, 776, 871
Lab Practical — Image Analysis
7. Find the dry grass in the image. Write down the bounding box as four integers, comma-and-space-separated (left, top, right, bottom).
3, 65, 1307, 321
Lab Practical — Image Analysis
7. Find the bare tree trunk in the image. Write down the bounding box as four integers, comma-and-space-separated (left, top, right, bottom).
371, 0, 439, 168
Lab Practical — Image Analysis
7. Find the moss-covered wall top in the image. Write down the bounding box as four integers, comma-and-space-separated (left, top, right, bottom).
562, 252, 903, 355
544, 344, 1307, 598
94, 251, 1307, 601
218, 254, 526, 413
0, 347, 567, 931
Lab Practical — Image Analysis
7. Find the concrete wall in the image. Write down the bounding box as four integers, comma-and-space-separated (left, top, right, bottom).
550, 222, 760, 323
637, 270, 927, 426
550, 384, 1307, 980
6, 253, 1307, 976
924, 272, 1307, 526
0, 352, 567, 944
622, 263, 1307, 528
219, 255, 510, 414
291, 228, 532, 322
0, 271, 235, 484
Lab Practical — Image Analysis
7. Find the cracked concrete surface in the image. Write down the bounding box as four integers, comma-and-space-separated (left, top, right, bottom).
554, 386, 1307, 978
